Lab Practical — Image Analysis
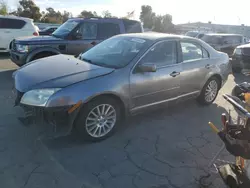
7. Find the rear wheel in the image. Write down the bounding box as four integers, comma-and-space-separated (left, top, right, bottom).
74, 97, 121, 141
198, 77, 220, 105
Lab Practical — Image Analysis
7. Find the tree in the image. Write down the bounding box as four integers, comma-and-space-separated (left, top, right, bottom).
79, 10, 98, 18
62, 10, 72, 23
11, 0, 42, 21
102, 10, 112, 18
140, 5, 175, 33
153, 15, 163, 32
162, 14, 175, 33
41, 7, 63, 24
140, 5, 155, 29
0, 0, 8, 15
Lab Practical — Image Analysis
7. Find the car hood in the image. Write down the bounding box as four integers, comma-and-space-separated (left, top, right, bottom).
15, 35, 63, 44
14, 55, 115, 92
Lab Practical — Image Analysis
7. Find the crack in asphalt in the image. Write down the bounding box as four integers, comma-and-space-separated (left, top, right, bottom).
22, 164, 41, 188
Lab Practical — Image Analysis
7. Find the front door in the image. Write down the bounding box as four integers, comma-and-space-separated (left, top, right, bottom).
130, 40, 181, 112
67, 22, 100, 55
179, 40, 211, 95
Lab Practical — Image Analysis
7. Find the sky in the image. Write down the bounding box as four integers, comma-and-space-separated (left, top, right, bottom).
6, 0, 250, 25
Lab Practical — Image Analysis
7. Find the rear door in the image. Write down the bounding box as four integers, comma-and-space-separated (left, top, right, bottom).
179, 40, 211, 95
0, 18, 26, 51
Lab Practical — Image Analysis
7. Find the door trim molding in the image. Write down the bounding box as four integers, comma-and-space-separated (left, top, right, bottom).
130, 90, 200, 112
132, 86, 180, 99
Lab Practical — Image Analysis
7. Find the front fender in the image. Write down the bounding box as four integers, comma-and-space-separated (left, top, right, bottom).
26, 47, 61, 63
46, 71, 130, 110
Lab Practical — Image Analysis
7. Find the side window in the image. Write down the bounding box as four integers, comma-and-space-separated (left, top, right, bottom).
0, 18, 26, 29
202, 47, 209, 58
77, 22, 97, 40
181, 42, 202, 61
140, 41, 177, 67
97, 23, 120, 39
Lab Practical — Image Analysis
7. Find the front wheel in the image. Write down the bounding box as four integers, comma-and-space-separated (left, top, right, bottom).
198, 77, 220, 105
74, 97, 121, 141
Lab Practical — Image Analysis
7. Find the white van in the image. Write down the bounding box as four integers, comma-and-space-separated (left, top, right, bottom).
0, 15, 39, 52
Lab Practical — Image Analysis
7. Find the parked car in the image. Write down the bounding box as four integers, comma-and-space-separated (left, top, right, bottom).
200, 33, 247, 56
9, 17, 143, 66
0, 15, 39, 53
185, 31, 208, 39
13, 33, 231, 141
231, 43, 250, 72
39, 26, 58, 36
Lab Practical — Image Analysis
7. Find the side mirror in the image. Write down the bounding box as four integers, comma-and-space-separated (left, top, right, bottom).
137, 63, 157, 73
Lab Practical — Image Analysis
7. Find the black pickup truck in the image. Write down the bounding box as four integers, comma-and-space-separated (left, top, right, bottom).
10, 17, 143, 66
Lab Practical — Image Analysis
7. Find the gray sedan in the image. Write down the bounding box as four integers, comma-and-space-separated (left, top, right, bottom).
13, 33, 231, 141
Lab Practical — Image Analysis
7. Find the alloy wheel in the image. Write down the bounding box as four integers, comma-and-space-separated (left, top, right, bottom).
85, 104, 116, 138
205, 80, 218, 103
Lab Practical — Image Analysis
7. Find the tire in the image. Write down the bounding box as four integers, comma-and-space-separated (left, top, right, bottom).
198, 77, 220, 105
74, 97, 121, 141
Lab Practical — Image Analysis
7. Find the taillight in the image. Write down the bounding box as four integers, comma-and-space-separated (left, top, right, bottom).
33, 32, 39, 36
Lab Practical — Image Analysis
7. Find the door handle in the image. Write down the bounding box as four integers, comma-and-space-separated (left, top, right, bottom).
205, 64, 212, 69
4, 31, 10, 33
170, 71, 180, 77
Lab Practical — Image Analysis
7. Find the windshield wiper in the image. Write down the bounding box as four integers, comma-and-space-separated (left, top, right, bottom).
81, 57, 93, 63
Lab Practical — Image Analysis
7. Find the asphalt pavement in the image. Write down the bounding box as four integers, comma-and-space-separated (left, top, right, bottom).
0, 53, 249, 188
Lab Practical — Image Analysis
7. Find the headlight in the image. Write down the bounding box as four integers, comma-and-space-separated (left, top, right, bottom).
20, 88, 61, 106
16, 44, 29, 53
234, 48, 242, 55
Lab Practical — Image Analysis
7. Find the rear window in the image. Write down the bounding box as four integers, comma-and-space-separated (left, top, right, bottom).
97, 23, 120, 39
201, 35, 243, 45
223, 36, 242, 45
123, 19, 142, 33
0, 18, 26, 29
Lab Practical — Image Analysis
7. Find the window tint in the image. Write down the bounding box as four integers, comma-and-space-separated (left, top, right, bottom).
0, 18, 26, 29
123, 19, 142, 33
140, 41, 177, 67
97, 23, 120, 39
202, 48, 209, 58
223, 36, 242, 45
181, 42, 202, 61
78, 22, 97, 39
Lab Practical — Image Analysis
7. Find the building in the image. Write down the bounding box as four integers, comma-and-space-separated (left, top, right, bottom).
176, 22, 250, 38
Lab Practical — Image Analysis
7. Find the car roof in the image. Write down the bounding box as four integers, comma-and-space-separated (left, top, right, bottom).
0, 15, 33, 22
204, 33, 243, 37
118, 32, 194, 41
69, 17, 140, 23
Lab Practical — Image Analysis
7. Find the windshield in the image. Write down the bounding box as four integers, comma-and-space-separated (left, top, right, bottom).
52, 20, 79, 38
201, 35, 223, 44
80, 36, 149, 68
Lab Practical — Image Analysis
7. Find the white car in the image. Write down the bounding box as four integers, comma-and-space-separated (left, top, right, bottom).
0, 15, 39, 52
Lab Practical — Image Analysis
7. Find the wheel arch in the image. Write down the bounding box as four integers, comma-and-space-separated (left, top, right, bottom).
26, 47, 61, 63
202, 73, 223, 91
84, 93, 127, 118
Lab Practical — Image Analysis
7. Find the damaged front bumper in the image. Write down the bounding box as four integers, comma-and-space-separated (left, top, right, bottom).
17, 101, 82, 138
